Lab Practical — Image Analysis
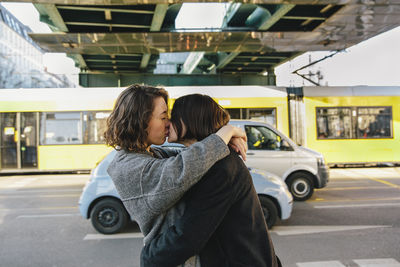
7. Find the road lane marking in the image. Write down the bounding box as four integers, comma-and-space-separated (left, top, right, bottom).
314, 203, 400, 209
318, 186, 393, 191
308, 197, 400, 203
329, 168, 400, 180
0, 194, 81, 198
37, 206, 78, 210
354, 258, 400, 267
297, 261, 345, 267
328, 176, 366, 180
83, 233, 144, 240
296, 258, 400, 267
0, 189, 83, 194
329, 177, 400, 180
271, 225, 390, 236
370, 178, 400, 189
81, 225, 391, 240
4, 178, 38, 188
0, 207, 77, 212
16, 213, 80, 218
328, 181, 371, 184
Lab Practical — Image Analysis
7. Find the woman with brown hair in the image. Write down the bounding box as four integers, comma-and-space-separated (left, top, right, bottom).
141, 94, 280, 267
104, 84, 247, 249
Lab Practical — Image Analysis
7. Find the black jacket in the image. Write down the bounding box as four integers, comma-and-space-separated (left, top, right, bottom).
141, 149, 279, 267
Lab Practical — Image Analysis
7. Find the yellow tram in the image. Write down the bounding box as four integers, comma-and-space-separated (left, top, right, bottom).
1, 85, 399, 173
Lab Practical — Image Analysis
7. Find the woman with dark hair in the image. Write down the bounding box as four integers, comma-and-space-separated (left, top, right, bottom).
169, 94, 231, 143
105, 84, 247, 253
141, 94, 280, 267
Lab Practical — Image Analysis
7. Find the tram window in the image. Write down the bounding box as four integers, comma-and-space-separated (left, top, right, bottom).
316, 108, 352, 139
245, 126, 282, 151
357, 107, 392, 138
40, 112, 83, 145
83, 111, 110, 144
225, 108, 276, 127
248, 109, 276, 128
226, 109, 241, 119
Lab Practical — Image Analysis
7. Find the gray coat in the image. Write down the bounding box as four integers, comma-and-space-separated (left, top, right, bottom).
107, 134, 229, 244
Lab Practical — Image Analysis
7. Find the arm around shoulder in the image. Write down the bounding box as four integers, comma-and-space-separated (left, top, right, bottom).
138, 134, 230, 214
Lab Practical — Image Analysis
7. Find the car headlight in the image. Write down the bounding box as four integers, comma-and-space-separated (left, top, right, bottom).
317, 157, 325, 167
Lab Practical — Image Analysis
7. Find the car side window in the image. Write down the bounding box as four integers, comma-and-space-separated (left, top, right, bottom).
245, 125, 283, 151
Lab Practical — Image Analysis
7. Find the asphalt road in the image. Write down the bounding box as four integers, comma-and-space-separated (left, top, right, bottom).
0, 168, 399, 267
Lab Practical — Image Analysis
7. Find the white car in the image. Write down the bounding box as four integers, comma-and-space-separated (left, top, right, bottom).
230, 120, 329, 201
79, 149, 293, 234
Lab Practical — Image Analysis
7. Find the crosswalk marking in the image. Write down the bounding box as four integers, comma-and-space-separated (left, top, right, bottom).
296, 258, 400, 267
297, 261, 345, 267
354, 258, 400, 267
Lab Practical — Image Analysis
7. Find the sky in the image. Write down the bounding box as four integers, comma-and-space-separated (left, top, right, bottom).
275, 26, 400, 87
2, 2, 400, 87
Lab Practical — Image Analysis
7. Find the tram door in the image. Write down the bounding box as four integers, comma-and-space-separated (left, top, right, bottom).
0, 113, 17, 169
0, 113, 37, 170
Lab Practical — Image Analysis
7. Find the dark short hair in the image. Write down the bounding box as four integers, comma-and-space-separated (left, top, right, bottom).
104, 84, 168, 151
170, 94, 230, 141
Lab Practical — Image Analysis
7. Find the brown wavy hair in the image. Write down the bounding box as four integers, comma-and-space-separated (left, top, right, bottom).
170, 94, 230, 142
104, 84, 168, 152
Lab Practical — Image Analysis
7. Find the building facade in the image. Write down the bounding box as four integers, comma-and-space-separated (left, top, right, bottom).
0, 5, 74, 88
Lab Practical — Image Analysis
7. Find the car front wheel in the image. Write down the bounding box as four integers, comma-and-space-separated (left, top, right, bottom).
258, 195, 278, 229
90, 198, 128, 234
286, 172, 314, 201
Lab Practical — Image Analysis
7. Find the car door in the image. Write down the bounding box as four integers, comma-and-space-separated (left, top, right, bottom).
244, 124, 293, 179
